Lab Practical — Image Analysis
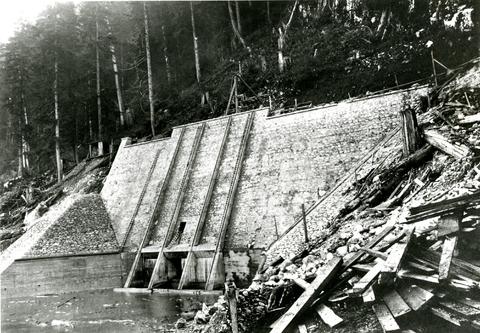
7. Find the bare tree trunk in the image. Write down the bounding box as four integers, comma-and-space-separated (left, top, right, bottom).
20, 91, 30, 171
267, 1, 271, 25
106, 18, 125, 127
161, 24, 172, 84
277, 1, 298, 73
227, 1, 250, 53
144, 2, 155, 137
190, 2, 201, 85
190, 1, 207, 104
54, 38, 62, 182
17, 119, 23, 178
96, 8, 104, 155
235, 1, 242, 34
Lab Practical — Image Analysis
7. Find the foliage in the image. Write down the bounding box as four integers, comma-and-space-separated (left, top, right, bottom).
0, 0, 477, 176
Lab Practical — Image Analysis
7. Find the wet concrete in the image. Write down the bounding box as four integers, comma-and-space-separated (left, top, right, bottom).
1, 288, 217, 332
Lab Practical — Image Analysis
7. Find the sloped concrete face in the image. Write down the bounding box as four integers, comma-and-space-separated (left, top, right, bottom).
102, 86, 428, 280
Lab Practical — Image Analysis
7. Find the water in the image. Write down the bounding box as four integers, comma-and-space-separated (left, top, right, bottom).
1, 289, 216, 332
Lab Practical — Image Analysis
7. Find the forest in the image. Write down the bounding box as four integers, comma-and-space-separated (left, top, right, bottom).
0, 0, 478, 181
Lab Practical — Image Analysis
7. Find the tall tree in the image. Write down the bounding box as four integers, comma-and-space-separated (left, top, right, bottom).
161, 24, 172, 84
95, 5, 104, 154
227, 1, 250, 52
106, 17, 126, 127
54, 13, 63, 182
277, 1, 298, 73
144, 2, 155, 136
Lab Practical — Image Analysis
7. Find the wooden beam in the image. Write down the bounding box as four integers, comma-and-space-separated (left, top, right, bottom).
372, 302, 400, 333
409, 190, 480, 215
269, 257, 342, 333
379, 227, 414, 285
400, 108, 420, 155
397, 285, 433, 311
382, 290, 411, 318
225, 282, 239, 333
149, 124, 205, 289
430, 306, 462, 327
424, 129, 471, 160
439, 299, 480, 317
297, 324, 307, 333
342, 225, 395, 270
206, 113, 254, 290
362, 286, 376, 304
315, 303, 343, 328
438, 213, 461, 238
352, 261, 383, 295
178, 117, 232, 289
123, 127, 186, 288
439, 236, 457, 282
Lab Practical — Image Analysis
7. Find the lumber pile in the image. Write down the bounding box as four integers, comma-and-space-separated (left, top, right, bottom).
258, 188, 480, 333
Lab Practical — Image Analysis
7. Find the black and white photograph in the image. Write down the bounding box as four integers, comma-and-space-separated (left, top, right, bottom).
0, 0, 479, 332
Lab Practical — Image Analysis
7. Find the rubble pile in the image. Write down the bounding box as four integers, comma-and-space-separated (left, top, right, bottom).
184, 63, 480, 332
26, 194, 119, 257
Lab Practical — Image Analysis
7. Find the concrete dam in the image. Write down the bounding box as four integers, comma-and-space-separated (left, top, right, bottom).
1, 85, 428, 296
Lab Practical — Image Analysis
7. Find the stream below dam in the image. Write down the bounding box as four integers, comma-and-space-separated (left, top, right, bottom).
1, 288, 217, 332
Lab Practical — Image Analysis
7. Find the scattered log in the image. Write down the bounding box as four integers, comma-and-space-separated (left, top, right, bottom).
424, 129, 471, 160
372, 302, 401, 333
269, 257, 342, 333
459, 113, 480, 124
397, 270, 440, 284
315, 303, 343, 328
438, 236, 457, 282
382, 290, 412, 318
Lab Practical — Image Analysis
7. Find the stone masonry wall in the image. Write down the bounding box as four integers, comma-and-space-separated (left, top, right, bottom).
226, 86, 428, 251
102, 85, 428, 259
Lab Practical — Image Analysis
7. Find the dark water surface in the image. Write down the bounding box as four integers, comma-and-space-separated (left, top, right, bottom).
1, 289, 216, 332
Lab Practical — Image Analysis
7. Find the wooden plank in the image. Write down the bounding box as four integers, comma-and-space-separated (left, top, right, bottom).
380, 228, 414, 285
206, 113, 254, 290
123, 127, 186, 288
457, 297, 480, 311
439, 299, 480, 317
397, 285, 434, 311
372, 302, 400, 333
352, 261, 383, 295
362, 286, 376, 304
315, 303, 343, 328
297, 324, 307, 333
149, 124, 205, 289
269, 257, 342, 333
342, 225, 395, 270
397, 270, 439, 284
430, 306, 462, 327
439, 236, 457, 282
409, 190, 480, 215
382, 290, 411, 318
438, 214, 460, 238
